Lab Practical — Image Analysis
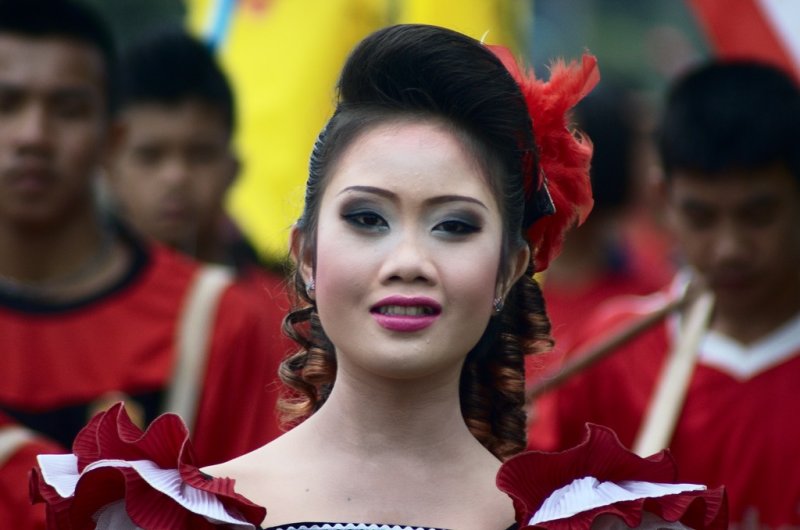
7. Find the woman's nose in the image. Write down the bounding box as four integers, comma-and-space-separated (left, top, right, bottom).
379, 228, 437, 285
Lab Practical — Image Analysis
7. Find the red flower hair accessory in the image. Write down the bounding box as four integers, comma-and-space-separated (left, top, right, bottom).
496, 424, 727, 529
30, 402, 265, 530
488, 46, 598, 272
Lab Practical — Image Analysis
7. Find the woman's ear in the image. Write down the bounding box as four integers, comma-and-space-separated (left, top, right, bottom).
499, 244, 531, 299
290, 225, 314, 288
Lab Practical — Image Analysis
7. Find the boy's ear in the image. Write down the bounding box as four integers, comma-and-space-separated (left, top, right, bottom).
223, 152, 241, 191
101, 119, 128, 180
653, 171, 670, 207
652, 171, 677, 228
290, 225, 314, 287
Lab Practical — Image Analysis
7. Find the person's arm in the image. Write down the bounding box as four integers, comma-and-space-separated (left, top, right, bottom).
0, 418, 64, 530
191, 280, 292, 465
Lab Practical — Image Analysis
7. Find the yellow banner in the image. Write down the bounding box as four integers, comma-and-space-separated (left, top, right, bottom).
186, 0, 527, 261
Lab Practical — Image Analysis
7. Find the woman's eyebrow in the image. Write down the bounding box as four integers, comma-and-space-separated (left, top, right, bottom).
425, 194, 488, 210
338, 185, 395, 200
338, 186, 488, 210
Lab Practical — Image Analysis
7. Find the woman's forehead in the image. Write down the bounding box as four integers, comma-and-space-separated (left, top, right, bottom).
322, 120, 500, 209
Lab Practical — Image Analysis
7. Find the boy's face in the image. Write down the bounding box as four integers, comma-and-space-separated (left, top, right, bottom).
665, 165, 800, 313
0, 35, 107, 227
108, 100, 236, 250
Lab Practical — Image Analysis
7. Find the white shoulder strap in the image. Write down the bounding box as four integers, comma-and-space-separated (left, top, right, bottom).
165, 264, 234, 433
0, 424, 33, 468
633, 291, 714, 456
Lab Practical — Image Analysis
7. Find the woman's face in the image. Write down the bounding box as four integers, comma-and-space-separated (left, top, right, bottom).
303, 119, 517, 382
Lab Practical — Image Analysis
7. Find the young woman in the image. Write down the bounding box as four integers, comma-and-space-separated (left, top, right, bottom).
31, 24, 725, 530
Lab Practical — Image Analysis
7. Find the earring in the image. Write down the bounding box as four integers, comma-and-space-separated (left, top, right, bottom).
305, 279, 315, 296
492, 297, 504, 314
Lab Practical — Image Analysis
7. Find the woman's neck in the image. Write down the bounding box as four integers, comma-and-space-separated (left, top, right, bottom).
212, 355, 512, 529
304, 362, 487, 461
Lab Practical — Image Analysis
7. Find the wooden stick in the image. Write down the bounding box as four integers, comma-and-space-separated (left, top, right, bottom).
0, 425, 33, 467
525, 294, 688, 404
633, 291, 714, 456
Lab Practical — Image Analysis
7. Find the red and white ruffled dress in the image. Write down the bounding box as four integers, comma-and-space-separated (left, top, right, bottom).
496, 424, 727, 529
30, 404, 726, 530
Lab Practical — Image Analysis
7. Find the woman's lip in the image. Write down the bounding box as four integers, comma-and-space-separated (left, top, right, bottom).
370, 295, 442, 313
370, 296, 442, 332
371, 313, 440, 332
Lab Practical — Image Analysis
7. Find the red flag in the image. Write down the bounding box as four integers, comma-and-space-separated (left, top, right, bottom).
688, 0, 800, 80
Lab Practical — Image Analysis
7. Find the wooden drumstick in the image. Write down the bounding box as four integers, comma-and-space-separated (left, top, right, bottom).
525, 294, 689, 404
633, 290, 714, 456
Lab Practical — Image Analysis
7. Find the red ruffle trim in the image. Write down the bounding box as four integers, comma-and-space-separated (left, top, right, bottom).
489, 46, 598, 272
497, 424, 727, 529
30, 402, 266, 530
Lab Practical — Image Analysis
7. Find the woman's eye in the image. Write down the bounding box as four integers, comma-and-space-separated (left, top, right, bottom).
434, 219, 480, 235
342, 211, 388, 231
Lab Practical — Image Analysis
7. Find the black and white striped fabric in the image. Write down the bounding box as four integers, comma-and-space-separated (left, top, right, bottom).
264, 523, 442, 530
262, 523, 518, 530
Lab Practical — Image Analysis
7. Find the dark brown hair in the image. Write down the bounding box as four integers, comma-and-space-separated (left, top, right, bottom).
279, 24, 554, 459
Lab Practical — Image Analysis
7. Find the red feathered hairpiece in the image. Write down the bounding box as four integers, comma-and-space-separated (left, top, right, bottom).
488, 46, 599, 272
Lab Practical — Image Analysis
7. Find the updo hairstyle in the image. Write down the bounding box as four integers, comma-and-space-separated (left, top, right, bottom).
280, 24, 553, 459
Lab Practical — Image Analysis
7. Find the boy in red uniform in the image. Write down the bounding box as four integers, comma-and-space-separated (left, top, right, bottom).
528, 84, 673, 450
0, 3, 285, 525
106, 28, 291, 300
106, 27, 291, 442
538, 60, 800, 528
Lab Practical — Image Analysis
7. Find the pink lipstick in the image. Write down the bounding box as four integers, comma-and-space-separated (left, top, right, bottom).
370, 296, 442, 332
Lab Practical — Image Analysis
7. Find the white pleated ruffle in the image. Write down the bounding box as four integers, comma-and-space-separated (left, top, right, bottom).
529, 476, 705, 525
36, 454, 256, 528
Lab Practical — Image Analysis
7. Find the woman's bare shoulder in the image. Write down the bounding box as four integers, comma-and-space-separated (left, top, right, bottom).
204, 430, 304, 485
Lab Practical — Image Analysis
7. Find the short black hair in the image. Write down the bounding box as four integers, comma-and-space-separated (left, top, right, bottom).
658, 60, 800, 183
573, 83, 635, 213
0, 0, 117, 112
117, 29, 235, 135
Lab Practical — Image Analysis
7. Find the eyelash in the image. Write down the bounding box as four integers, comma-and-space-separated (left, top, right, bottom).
342, 210, 481, 238
342, 210, 388, 231
433, 219, 481, 235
